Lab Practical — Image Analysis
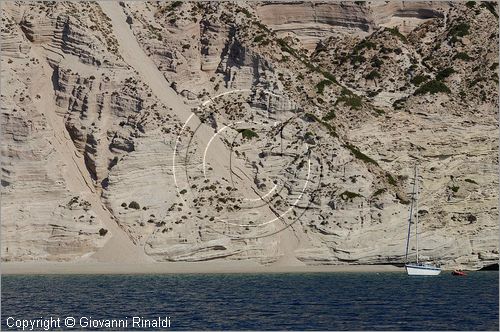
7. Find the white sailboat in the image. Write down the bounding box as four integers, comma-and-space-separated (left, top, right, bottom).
404, 165, 441, 276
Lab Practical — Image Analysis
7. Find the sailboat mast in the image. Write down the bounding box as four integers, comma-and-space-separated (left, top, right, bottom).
415, 166, 419, 264
404, 165, 417, 263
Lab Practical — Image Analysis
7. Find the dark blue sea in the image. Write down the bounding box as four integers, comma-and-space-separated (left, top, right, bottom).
2, 272, 498, 330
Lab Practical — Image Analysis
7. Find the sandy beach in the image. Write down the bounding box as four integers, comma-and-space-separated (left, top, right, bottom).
1, 261, 403, 275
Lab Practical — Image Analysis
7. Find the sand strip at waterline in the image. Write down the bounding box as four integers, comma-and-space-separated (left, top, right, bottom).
2, 261, 403, 275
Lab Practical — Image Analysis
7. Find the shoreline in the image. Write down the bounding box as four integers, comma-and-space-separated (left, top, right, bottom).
1, 261, 404, 275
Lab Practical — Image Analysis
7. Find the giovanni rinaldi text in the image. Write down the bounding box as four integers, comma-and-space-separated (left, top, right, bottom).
5, 316, 172, 330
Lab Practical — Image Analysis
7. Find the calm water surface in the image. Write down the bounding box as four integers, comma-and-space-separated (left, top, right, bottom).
2, 272, 498, 330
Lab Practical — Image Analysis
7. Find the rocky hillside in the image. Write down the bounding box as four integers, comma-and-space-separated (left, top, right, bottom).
1, 1, 498, 270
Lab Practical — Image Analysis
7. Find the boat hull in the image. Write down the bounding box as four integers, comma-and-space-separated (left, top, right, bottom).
405, 264, 441, 276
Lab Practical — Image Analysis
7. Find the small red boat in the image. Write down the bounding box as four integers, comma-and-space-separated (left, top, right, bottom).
452, 270, 467, 276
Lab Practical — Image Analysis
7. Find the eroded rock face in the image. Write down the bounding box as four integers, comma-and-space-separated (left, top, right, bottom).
256, 1, 374, 52
254, 1, 446, 51
1, 1, 498, 269
0, 26, 108, 260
